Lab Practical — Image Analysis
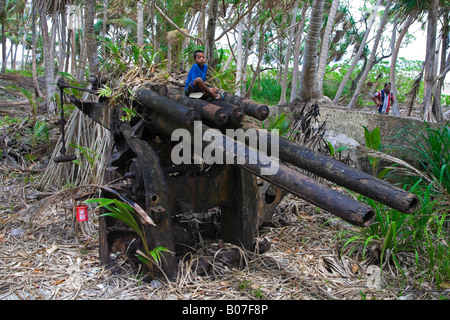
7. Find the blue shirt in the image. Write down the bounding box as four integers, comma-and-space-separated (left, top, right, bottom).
185, 63, 208, 92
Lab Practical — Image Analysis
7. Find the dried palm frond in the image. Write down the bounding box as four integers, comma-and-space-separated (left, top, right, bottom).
37, 100, 111, 191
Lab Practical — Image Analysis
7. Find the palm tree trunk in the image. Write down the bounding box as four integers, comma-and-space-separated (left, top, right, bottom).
390, 15, 414, 117
77, 9, 88, 81
137, 0, 144, 46
0, 0, 5, 15
31, 0, 41, 97
242, 10, 252, 93
279, 3, 298, 105
205, 0, 219, 69
12, 40, 17, 70
71, 29, 76, 75
39, 2, 57, 115
431, 9, 449, 123
245, 23, 267, 98
85, 0, 99, 76
101, 0, 108, 55
347, 0, 392, 109
317, 0, 339, 93
235, 21, 244, 96
290, 4, 307, 102
276, 13, 287, 86
332, 0, 382, 104
1, 21, 5, 74
299, 0, 325, 100
59, 6, 67, 73
0, 0, 4, 74
423, 0, 439, 121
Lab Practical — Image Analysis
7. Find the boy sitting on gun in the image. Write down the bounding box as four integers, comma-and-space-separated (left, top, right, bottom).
185, 49, 223, 100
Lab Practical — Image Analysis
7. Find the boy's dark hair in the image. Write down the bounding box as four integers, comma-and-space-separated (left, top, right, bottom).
193, 50, 204, 59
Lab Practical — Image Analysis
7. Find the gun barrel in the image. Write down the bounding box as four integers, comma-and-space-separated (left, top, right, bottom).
136, 89, 201, 126
166, 92, 229, 126
150, 113, 375, 227
241, 124, 418, 214
223, 92, 270, 121
209, 100, 245, 125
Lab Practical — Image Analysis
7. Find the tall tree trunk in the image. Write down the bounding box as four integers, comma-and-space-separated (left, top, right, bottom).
242, 10, 252, 94
70, 29, 76, 75
11, 42, 17, 70
317, 0, 339, 93
85, 0, 99, 76
199, 0, 206, 45
137, 0, 144, 46
333, 0, 382, 104
389, 18, 399, 116
290, 4, 307, 102
0, 0, 4, 73
235, 21, 244, 96
279, 3, 298, 105
205, 0, 219, 69
423, 0, 438, 121
0, 0, 5, 15
347, 0, 392, 109
299, 0, 325, 100
77, 7, 87, 81
245, 23, 267, 98
1, 20, 5, 74
276, 13, 287, 86
431, 10, 449, 123
59, 6, 67, 73
39, 2, 57, 115
31, 0, 41, 97
101, 0, 108, 55
390, 15, 414, 117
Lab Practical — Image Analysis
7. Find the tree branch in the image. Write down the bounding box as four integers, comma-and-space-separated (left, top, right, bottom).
215, 0, 259, 42
154, 4, 204, 45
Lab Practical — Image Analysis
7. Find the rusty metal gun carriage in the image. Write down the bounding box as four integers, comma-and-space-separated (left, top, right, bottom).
56, 78, 418, 280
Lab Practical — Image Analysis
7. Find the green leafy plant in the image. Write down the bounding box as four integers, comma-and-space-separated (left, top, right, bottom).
337, 122, 450, 287
99, 36, 128, 76
249, 72, 282, 106
120, 106, 137, 122
361, 125, 391, 179
335, 186, 439, 279
362, 125, 381, 175
388, 123, 450, 286
393, 123, 450, 204
69, 143, 99, 170
237, 280, 264, 299
85, 198, 172, 280
13, 86, 42, 124
57, 71, 86, 99
262, 112, 291, 137
97, 84, 114, 98
325, 139, 349, 161
0, 116, 21, 129
24, 120, 49, 161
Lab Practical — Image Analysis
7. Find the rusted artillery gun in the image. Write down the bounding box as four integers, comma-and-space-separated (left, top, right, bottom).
57, 79, 418, 280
